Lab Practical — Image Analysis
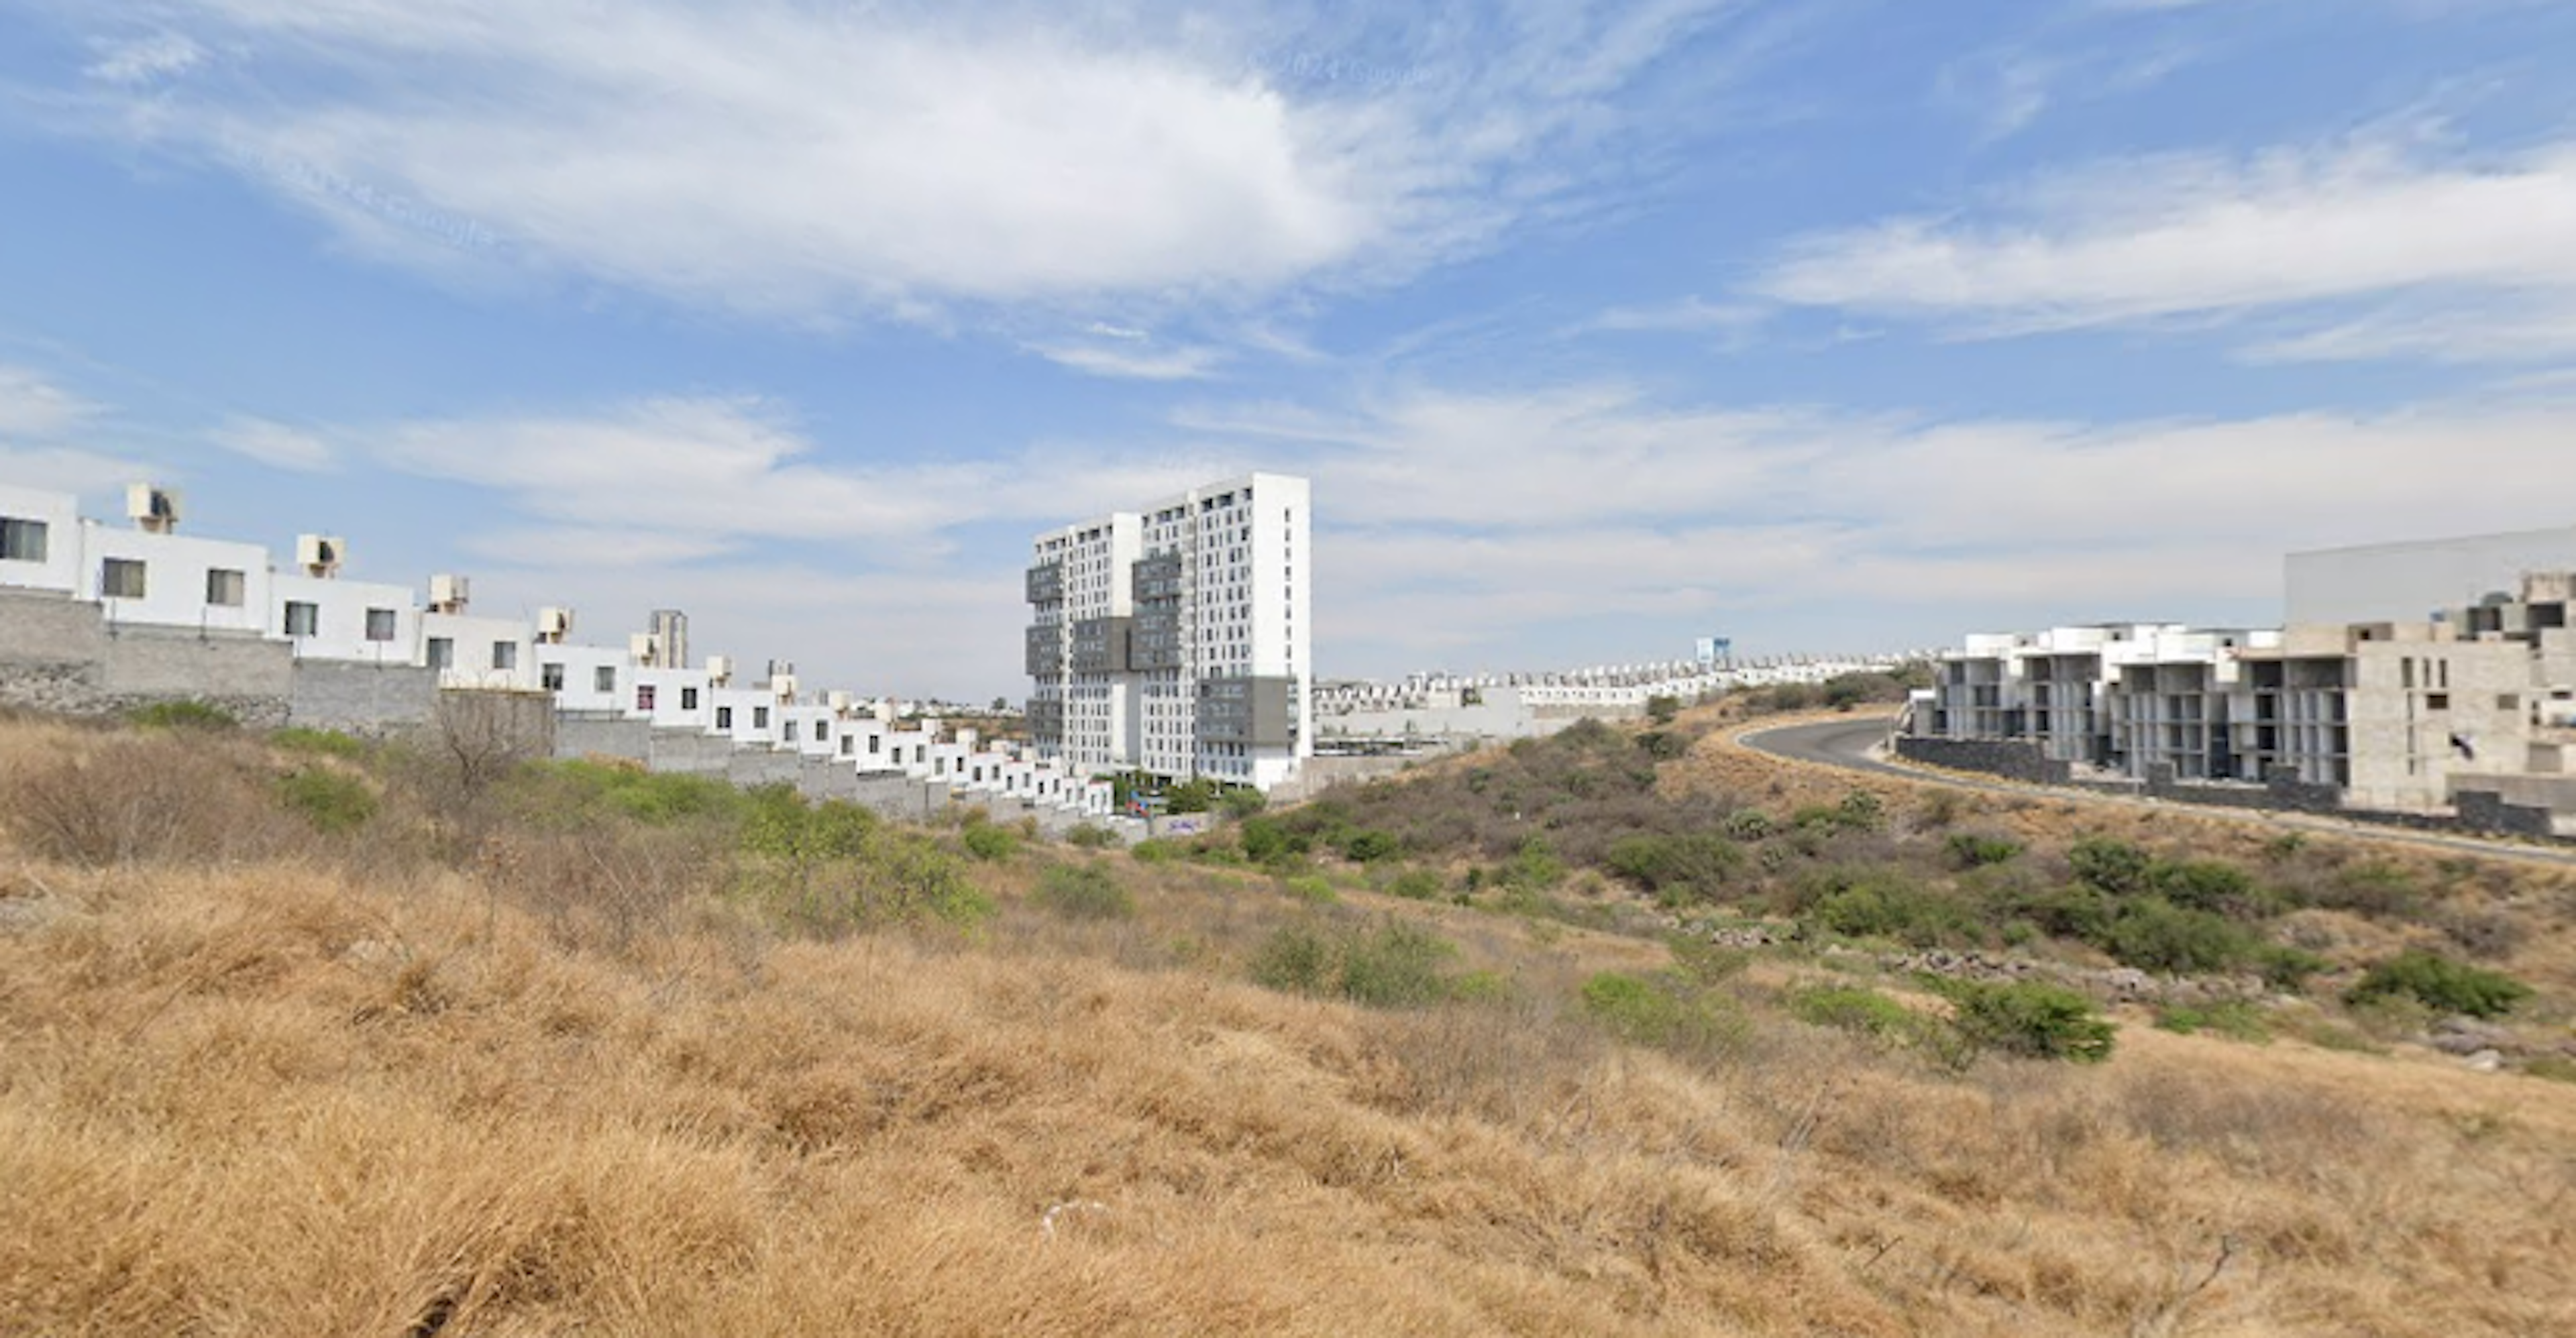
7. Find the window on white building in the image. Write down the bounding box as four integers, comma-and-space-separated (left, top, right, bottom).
284, 601, 319, 636
427, 638, 455, 670
680, 686, 699, 710
784, 721, 800, 743
753, 706, 769, 729
541, 662, 565, 691
492, 642, 518, 671
205, 569, 246, 607
595, 666, 616, 693
101, 557, 146, 600
365, 608, 397, 642
637, 685, 659, 712
716, 706, 734, 729
0, 516, 46, 563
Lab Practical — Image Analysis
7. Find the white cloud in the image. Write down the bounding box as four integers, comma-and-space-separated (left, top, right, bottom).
210, 415, 335, 471
1754, 134, 2576, 362
1179, 378, 2576, 667
0, 366, 102, 439
40, 0, 1743, 321
84, 32, 207, 86
1030, 341, 1228, 382
337, 394, 1238, 555
1575, 295, 1769, 337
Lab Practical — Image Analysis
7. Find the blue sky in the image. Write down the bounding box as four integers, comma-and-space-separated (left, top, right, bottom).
3, 0, 2574, 700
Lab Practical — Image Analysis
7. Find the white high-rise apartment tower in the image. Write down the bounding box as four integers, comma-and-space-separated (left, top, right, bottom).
1026, 473, 1311, 791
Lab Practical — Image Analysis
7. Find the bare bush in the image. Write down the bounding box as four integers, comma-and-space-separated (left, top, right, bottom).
0, 734, 300, 867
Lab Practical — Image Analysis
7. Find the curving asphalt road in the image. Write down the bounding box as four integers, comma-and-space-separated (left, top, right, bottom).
1735, 714, 2576, 869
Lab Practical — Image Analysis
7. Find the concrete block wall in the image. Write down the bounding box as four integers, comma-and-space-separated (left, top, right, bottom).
288, 660, 436, 734
555, 713, 652, 763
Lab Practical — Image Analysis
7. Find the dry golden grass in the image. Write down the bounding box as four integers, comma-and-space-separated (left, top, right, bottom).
3, 718, 2574, 1335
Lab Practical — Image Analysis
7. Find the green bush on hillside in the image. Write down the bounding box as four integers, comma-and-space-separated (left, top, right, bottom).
2346, 950, 2532, 1019
1032, 862, 1134, 921
1940, 980, 2115, 1064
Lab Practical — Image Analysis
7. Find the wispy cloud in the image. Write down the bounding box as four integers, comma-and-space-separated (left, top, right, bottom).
1753, 131, 2576, 362
1029, 341, 1227, 382
209, 415, 336, 471
30, 0, 1754, 326
1573, 295, 1769, 337
0, 365, 103, 438
0, 366, 150, 495
1177, 377, 2576, 664
83, 32, 207, 86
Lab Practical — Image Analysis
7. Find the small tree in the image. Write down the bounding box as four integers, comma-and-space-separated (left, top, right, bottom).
1646, 694, 1682, 725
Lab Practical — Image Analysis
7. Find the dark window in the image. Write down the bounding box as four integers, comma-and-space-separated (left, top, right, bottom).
284, 600, 319, 636
784, 720, 799, 742
491, 642, 518, 671
101, 557, 147, 599
680, 687, 700, 710
594, 666, 616, 693
0, 516, 47, 563
205, 569, 246, 607
541, 662, 566, 691
716, 706, 734, 729
637, 685, 657, 712
365, 608, 397, 642
753, 706, 769, 728
427, 637, 455, 670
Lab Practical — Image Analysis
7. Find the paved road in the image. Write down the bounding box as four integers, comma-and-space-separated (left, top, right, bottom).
1735, 714, 2576, 869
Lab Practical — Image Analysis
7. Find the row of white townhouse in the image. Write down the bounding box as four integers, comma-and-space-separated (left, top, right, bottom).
0, 480, 1114, 820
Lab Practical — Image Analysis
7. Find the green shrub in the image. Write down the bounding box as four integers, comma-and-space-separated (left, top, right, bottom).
127, 699, 239, 732
1645, 693, 1682, 725
1836, 790, 1884, 832
1338, 921, 1457, 1008
739, 789, 873, 862
1505, 834, 1566, 891
2153, 1000, 2271, 1042
1220, 787, 1269, 820
1063, 823, 1120, 849
1800, 869, 1980, 948
1941, 980, 2115, 1064
1578, 972, 1743, 1054
1340, 828, 1401, 863
2103, 897, 2263, 975
1281, 874, 1338, 905
276, 767, 378, 834
1250, 918, 1461, 1008
1249, 922, 1334, 994
272, 726, 368, 759
1386, 869, 1445, 901
1032, 862, 1135, 920
2345, 950, 2532, 1019
1944, 832, 2024, 869
2068, 836, 2155, 894
1790, 983, 1915, 1037
1634, 730, 1688, 761
2525, 1055, 2576, 1085
2151, 859, 2276, 919
1603, 832, 1744, 905
1130, 838, 1182, 865
1721, 810, 1776, 842
961, 823, 1018, 861
2319, 862, 2422, 917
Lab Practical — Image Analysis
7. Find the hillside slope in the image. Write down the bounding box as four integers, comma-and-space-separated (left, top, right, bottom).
1, 712, 2572, 1335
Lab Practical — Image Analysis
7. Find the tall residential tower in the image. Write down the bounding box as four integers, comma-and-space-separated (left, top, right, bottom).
1026, 472, 1311, 791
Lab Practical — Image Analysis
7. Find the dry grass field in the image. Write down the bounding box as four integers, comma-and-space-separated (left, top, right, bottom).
3, 710, 2573, 1335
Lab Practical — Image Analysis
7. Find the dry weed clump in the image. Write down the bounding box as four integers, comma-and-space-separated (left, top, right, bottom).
0, 732, 306, 867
